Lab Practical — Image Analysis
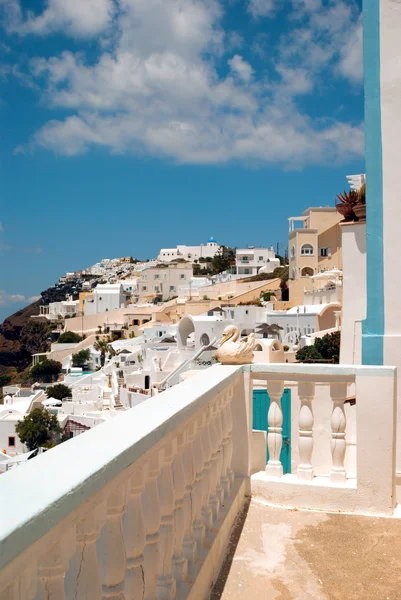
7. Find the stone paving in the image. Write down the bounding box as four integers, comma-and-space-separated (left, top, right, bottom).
211, 498, 401, 600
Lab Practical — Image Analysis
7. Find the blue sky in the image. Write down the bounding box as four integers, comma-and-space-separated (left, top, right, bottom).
0, 0, 364, 322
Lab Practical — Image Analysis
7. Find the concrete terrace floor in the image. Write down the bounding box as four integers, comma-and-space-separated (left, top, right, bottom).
211, 499, 401, 600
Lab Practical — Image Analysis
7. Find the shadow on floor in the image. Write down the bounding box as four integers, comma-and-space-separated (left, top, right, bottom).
210, 496, 251, 599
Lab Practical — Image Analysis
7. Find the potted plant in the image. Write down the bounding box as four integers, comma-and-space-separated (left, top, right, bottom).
336, 190, 358, 221
353, 183, 366, 220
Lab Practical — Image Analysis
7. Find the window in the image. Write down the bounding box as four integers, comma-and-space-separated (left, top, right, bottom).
8, 436, 15, 447
301, 267, 314, 277
301, 244, 314, 256
142, 286, 147, 291
99, 297, 102, 301
258, 256, 264, 261
169, 286, 175, 292
180, 274, 186, 279
320, 247, 330, 257
154, 274, 160, 280
245, 310, 249, 315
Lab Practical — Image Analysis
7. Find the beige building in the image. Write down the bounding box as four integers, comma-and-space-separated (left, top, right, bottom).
138, 263, 193, 301
288, 207, 342, 304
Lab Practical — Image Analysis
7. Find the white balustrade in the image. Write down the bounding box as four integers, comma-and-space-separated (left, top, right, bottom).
123, 464, 146, 599
330, 382, 348, 483
266, 380, 285, 477
142, 454, 161, 600
98, 484, 127, 600
157, 441, 176, 600
0, 363, 397, 600
297, 381, 315, 481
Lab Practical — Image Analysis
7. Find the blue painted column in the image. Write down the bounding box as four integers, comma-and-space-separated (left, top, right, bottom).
362, 0, 385, 366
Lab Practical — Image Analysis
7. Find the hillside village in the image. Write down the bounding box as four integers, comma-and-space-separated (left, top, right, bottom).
0, 187, 355, 462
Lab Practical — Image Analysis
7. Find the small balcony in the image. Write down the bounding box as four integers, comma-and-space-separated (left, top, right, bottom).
0, 363, 398, 598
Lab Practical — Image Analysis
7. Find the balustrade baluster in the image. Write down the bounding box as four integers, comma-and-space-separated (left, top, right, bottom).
123, 464, 146, 600
200, 409, 213, 531
220, 392, 232, 499
266, 380, 285, 477
73, 504, 103, 599
226, 387, 235, 487
37, 541, 66, 600
98, 484, 127, 600
214, 396, 225, 508
208, 399, 221, 523
192, 418, 206, 553
156, 441, 176, 600
142, 454, 161, 600
330, 382, 348, 483
297, 382, 315, 480
181, 423, 197, 565
172, 432, 188, 584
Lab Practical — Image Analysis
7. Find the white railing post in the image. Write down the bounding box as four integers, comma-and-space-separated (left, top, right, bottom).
123, 464, 146, 600
37, 541, 66, 600
200, 409, 213, 531
266, 380, 285, 477
192, 418, 206, 553
181, 423, 197, 565
297, 381, 315, 480
156, 441, 176, 600
142, 454, 161, 600
73, 504, 103, 598
98, 484, 127, 600
208, 398, 222, 523
330, 382, 347, 483
172, 432, 188, 585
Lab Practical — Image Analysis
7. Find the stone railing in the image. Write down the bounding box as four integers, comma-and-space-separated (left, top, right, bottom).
0, 365, 251, 600
249, 363, 397, 516
0, 362, 397, 598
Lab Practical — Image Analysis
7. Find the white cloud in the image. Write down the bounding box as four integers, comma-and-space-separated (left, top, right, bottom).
228, 55, 254, 82
0, 291, 26, 305
248, 0, 276, 18
12, 0, 363, 168
280, 0, 363, 84
4, 0, 115, 37
338, 18, 363, 82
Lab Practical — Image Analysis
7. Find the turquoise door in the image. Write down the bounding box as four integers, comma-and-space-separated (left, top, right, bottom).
252, 388, 291, 474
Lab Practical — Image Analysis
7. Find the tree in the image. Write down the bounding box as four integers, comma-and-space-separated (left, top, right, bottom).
296, 332, 341, 364
211, 246, 235, 274
93, 337, 115, 367
296, 345, 323, 362
46, 383, 71, 401
30, 359, 62, 382
20, 321, 52, 355
315, 332, 341, 363
72, 348, 91, 368
0, 374, 11, 387
57, 331, 82, 343
16, 408, 62, 450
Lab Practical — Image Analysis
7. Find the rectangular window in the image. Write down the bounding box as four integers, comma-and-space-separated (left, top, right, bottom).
8, 436, 15, 447
180, 274, 186, 279
320, 247, 329, 257
142, 286, 147, 291
259, 256, 264, 261
154, 274, 160, 279
169, 286, 175, 291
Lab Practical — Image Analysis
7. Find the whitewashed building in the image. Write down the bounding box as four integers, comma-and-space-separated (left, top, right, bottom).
235, 246, 280, 276
158, 237, 220, 262
84, 284, 126, 315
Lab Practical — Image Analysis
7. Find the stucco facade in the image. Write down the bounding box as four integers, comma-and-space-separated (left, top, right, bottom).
288, 207, 343, 304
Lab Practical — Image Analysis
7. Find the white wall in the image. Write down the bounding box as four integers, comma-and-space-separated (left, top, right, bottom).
340, 223, 366, 364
